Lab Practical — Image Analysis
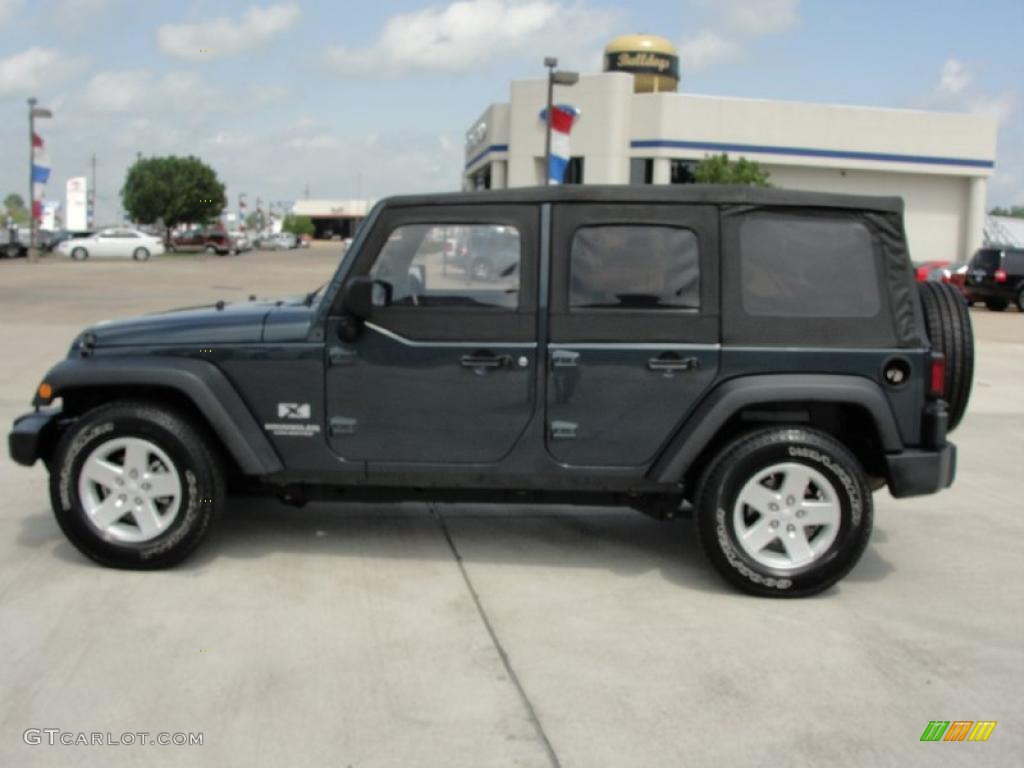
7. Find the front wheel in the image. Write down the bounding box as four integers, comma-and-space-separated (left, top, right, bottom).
694, 427, 873, 597
49, 401, 225, 569
70, 247, 88, 261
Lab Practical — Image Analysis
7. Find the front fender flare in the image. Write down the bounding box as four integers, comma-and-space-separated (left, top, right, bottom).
649, 374, 903, 484
37, 356, 282, 476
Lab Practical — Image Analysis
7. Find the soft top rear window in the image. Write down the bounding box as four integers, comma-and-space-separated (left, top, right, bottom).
739, 214, 880, 318
972, 249, 1002, 271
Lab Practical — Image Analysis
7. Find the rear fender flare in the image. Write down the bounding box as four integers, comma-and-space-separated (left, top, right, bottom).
649, 374, 903, 483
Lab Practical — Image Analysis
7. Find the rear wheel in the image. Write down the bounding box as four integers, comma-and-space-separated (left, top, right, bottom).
205, 245, 217, 255
1016, 287, 1024, 312
49, 401, 224, 569
918, 281, 974, 431
132, 247, 151, 261
695, 428, 873, 597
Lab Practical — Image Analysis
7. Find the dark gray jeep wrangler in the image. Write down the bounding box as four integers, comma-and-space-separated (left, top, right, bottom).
8, 186, 972, 596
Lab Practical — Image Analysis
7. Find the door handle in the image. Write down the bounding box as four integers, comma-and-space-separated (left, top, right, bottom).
460, 352, 512, 370
647, 355, 700, 373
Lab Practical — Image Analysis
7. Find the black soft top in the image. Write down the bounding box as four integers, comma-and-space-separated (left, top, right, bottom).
384, 184, 904, 214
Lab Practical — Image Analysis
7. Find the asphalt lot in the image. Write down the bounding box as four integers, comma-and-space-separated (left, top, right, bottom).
1, 247, 1022, 767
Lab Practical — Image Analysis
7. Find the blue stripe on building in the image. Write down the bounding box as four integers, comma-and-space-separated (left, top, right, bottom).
629, 139, 994, 170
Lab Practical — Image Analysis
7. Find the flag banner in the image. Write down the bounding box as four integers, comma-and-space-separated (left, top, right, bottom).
539, 105, 581, 184
31, 132, 51, 220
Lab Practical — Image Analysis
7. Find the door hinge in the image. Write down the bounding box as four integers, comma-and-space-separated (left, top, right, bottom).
329, 417, 358, 436
550, 420, 578, 440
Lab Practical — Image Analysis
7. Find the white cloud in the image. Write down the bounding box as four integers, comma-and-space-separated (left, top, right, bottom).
928, 58, 1015, 126
0, 47, 80, 95
79, 69, 220, 113
679, 31, 742, 71
937, 58, 971, 96
967, 93, 1015, 125
680, 0, 801, 73
0, 0, 23, 24
157, 3, 301, 61
325, 0, 616, 76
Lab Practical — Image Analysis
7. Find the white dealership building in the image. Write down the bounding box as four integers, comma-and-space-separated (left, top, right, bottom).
463, 35, 999, 262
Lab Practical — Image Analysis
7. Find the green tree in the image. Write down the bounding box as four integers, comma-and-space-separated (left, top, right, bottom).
282, 214, 314, 237
121, 156, 226, 240
989, 205, 1024, 219
693, 154, 772, 187
3, 193, 29, 225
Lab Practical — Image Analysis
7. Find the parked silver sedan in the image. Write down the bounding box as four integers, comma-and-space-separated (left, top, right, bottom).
57, 228, 165, 261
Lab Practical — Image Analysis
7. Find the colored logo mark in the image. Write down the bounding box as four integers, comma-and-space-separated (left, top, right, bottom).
920, 721, 997, 742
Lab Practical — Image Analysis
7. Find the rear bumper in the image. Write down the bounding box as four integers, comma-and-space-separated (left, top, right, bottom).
885, 443, 956, 498
965, 284, 1014, 303
8, 408, 62, 467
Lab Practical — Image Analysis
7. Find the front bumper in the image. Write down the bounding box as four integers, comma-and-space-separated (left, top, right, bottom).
885, 443, 956, 498
8, 408, 62, 467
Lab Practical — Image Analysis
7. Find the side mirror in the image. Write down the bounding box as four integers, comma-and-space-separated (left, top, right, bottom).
342, 277, 392, 320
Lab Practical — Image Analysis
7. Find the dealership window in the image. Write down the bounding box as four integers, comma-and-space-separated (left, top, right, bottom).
370, 224, 520, 309
629, 158, 698, 185
569, 225, 699, 309
739, 214, 880, 317
468, 165, 491, 191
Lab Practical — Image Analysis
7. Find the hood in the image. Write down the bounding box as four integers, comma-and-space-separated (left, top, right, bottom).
83, 296, 309, 348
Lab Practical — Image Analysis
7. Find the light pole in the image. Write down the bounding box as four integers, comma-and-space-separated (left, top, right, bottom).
543, 57, 579, 186
28, 97, 53, 260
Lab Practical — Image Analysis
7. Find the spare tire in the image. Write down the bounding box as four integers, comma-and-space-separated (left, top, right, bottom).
918, 281, 973, 431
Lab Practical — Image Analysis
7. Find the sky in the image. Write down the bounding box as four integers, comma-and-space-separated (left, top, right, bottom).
0, 0, 1021, 224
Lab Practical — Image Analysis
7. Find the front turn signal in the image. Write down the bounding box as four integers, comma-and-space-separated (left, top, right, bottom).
37, 382, 53, 402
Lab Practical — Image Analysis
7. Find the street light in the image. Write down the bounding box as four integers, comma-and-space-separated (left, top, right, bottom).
28, 97, 53, 260
543, 57, 579, 186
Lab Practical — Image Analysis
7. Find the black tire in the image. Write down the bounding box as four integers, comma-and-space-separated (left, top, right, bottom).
49, 401, 225, 569
132, 247, 151, 261
694, 427, 873, 598
917, 281, 973, 431
71, 246, 88, 261
1017, 287, 1024, 312
987, 300, 1007, 311
205, 245, 217, 255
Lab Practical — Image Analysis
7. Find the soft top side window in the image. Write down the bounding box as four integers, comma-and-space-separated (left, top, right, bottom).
370, 223, 521, 310
739, 214, 880, 318
569, 225, 700, 310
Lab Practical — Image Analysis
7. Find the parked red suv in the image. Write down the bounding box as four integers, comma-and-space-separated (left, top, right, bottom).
168, 228, 237, 255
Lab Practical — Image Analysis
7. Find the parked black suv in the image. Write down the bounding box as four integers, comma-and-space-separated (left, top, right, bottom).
964, 246, 1024, 311
8, 187, 972, 596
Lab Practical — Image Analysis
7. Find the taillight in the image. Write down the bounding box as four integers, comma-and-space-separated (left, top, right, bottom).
929, 353, 946, 399
995, 269, 1008, 283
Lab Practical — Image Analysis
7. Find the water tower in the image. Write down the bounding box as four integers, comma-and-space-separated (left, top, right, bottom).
603, 34, 680, 93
